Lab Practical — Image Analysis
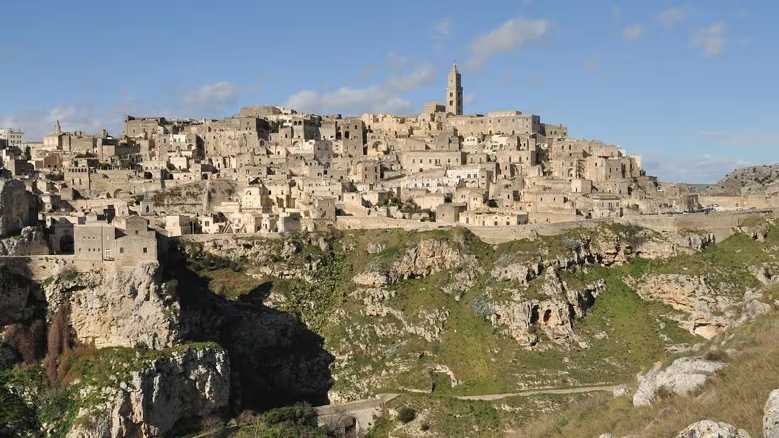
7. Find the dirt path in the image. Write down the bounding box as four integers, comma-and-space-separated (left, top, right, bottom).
454, 384, 620, 401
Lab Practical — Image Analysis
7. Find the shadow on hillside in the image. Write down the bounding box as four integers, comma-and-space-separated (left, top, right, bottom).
236, 282, 273, 306
165, 245, 333, 413
0, 263, 47, 367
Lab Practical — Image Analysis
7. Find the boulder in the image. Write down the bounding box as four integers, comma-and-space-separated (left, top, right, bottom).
674, 420, 750, 438
764, 389, 779, 438
633, 357, 726, 407
352, 271, 390, 288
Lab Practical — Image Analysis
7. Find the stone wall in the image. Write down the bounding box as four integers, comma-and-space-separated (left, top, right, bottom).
617, 209, 774, 242
336, 209, 775, 244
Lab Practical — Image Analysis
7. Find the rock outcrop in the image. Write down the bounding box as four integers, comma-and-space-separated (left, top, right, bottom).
483, 271, 605, 347
67, 344, 230, 438
389, 239, 474, 282
634, 274, 772, 338
43, 263, 181, 350
764, 389, 779, 438
0, 265, 41, 325
0, 178, 38, 238
633, 357, 726, 407
674, 420, 750, 438
0, 226, 49, 256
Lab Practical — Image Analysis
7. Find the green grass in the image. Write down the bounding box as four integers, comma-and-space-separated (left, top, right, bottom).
199, 268, 264, 300
176, 221, 778, 433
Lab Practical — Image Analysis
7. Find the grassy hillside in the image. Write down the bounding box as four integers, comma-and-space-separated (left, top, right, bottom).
514, 307, 779, 437
180, 219, 778, 436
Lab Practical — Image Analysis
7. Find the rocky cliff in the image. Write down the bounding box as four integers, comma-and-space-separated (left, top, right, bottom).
43, 263, 181, 350
65, 344, 229, 438
704, 163, 779, 195
0, 178, 38, 238
0, 227, 49, 256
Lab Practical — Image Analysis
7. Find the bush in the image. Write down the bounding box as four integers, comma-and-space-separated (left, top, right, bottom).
397, 406, 416, 424
703, 349, 730, 362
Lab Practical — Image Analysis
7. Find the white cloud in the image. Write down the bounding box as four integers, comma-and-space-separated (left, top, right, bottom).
692, 22, 726, 57
286, 63, 436, 115
644, 152, 753, 183
385, 64, 436, 92
0, 105, 107, 141
433, 18, 452, 41
182, 81, 239, 113
622, 24, 643, 41
467, 17, 550, 69
657, 6, 687, 28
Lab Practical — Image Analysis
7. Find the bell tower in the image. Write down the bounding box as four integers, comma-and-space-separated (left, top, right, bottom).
446, 64, 463, 115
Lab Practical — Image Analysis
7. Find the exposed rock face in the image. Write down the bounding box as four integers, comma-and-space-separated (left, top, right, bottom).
389, 239, 474, 282
633, 357, 726, 407
356, 286, 449, 343
0, 178, 37, 238
483, 271, 605, 347
353, 238, 478, 293
737, 222, 772, 242
491, 260, 540, 285
0, 226, 49, 255
176, 277, 333, 410
634, 274, 771, 338
188, 235, 324, 283
67, 344, 230, 438
674, 420, 750, 438
752, 265, 778, 287
43, 263, 181, 349
704, 164, 779, 196
677, 232, 717, 252
0, 265, 40, 325
352, 271, 389, 288
764, 389, 779, 438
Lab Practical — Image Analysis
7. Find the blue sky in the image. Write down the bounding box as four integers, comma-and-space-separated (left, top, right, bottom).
1, 1, 777, 182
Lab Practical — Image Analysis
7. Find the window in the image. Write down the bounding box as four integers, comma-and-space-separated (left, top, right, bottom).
143, 248, 148, 254
119, 248, 124, 254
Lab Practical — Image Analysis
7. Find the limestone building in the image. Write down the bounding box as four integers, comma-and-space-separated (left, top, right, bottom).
446, 64, 463, 115
0, 128, 24, 148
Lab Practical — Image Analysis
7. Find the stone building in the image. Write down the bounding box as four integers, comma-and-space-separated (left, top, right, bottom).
74, 216, 157, 265
446, 64, 463, 115
0, 128, 24, 148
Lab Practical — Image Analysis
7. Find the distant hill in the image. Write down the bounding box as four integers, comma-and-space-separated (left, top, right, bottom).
703, 164, 779, 196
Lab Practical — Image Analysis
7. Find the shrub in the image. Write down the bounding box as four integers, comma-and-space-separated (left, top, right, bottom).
703, 349, 730, 362
397, 406, 416, 424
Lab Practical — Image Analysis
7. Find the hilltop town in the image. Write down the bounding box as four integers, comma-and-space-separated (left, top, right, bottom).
1, 63, 779, 438
1, 65, 775, 268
